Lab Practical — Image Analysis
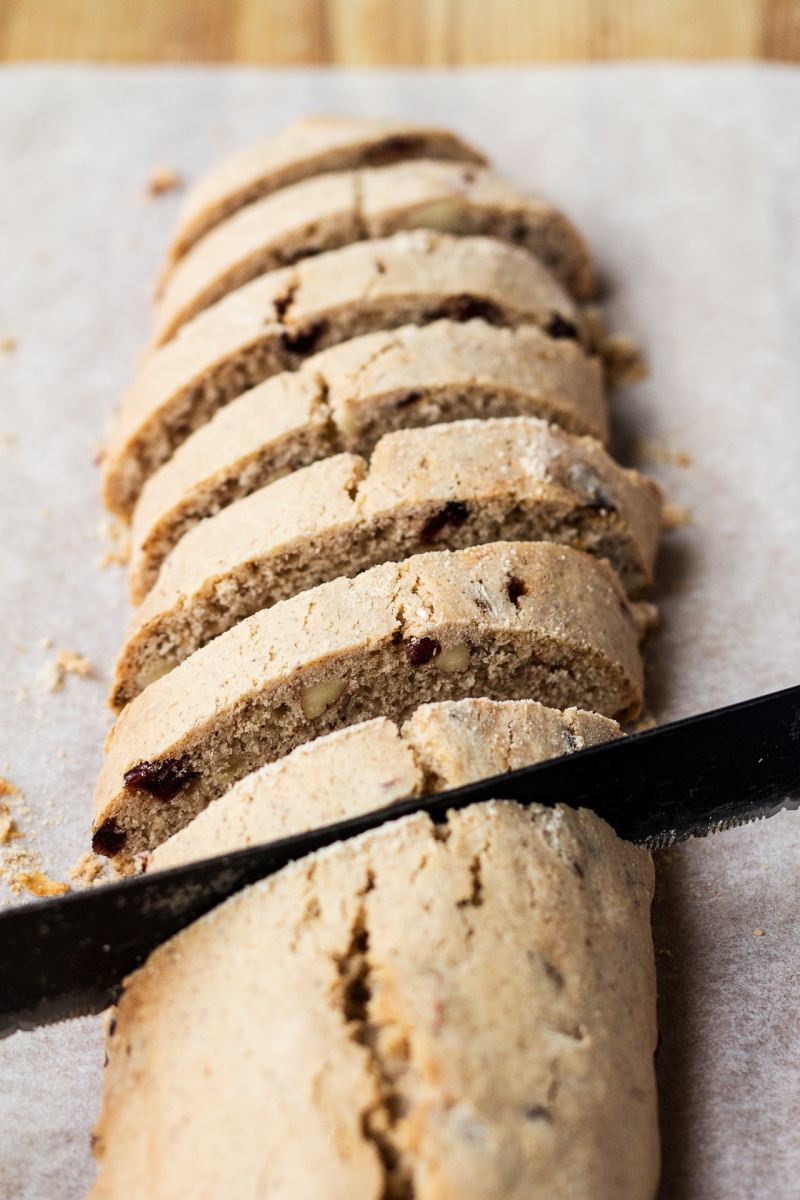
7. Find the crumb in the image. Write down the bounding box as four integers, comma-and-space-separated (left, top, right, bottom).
96, 517, 130, 569
600, 333, 648, 386
36, 650, 93, 693
661, 500, 693, 530
1, 432, 16, 451
39, 636, 53, 650
0, 801, 20, 844
754, 928, 764, 937
675, 452, 692, 468
41, 506, 51, 519
0, 336, 17, 354
68, 851, 108, 888
0, 776, 19, 800
13, 870, 70, 898
145, 166, 181, 199
15, 643, 27, 654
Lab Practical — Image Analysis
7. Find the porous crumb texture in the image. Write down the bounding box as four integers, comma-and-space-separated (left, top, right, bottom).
154, 158, 594, 344
103, 231, 585, 518
113, 416, 661, 709
148, 698, 622, 873
128, 319, 608, 600
93, 542, 644, 862
165, 116, 488, 267
89, 802, 659, 1200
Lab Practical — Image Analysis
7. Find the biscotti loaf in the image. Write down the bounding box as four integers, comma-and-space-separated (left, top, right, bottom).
148, 698, 621, 873
166, 116, 487, 268
90, 802, 659, 1200
113, 418, 661, 710
93, 542, 644, 860
129, 320, 606, 600
104, 232, 584, 519
155, 159, 594, 344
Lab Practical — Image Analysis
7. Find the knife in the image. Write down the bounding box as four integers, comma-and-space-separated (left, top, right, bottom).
1, 684, 798, 1040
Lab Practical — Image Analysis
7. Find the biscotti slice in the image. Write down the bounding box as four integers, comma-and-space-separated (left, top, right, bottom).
93, 542, 644, 859
166, 116, 486, 269
129, 321, 606, 600
104, 231, 584, 519
114, 418, 661, 709
90, 803, 659, 1200
154, 160, 594, 344
149, 699, 621, 873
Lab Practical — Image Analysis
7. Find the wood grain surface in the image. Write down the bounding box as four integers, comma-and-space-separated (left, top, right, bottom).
1, 0, 800, 64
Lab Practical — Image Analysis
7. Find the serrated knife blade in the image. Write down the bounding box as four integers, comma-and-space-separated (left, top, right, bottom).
1, 684, 798, 1039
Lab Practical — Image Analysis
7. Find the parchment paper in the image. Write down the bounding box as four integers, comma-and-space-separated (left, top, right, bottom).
0, 64, 798, 1200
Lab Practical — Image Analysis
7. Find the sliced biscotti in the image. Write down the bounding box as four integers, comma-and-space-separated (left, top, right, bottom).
166, 116, 486, 270
114, 418, 661, 710
90, 803, 659, 1200
155, 159, 594, 344
105, 232, 585, 519
93, 542, 644, 860
129, 320, 606, 599
148, 699, 621, 873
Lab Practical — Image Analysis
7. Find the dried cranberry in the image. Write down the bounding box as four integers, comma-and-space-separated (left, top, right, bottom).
420, 500, 469, 543
361, 134, 427, 166
280, 319, 328, 356
438, 295, 506, 325
507, 575, 528, 606
92, 820, 127, 858
546, 313, 579, 340
123, 758, 197, 802
405, 637, 441, 668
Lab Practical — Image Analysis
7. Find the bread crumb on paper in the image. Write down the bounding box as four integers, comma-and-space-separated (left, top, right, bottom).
145, 166, 181, 199
753, 927, 764, 937
0, 776, 19, 800
0, 335, 17, 354
96, 516, 131, 568
0, 801, 20, 844
13, 870, 70, 898
661, 500, 693, 530
36, 650, 93, 693
68, 850, 109, 889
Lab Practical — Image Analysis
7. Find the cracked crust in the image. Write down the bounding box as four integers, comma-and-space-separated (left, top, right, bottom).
128, 320, 606, 601
92, 542, 644, 861
165, 116, 487, 271
90, 802, 659, 1200
114, 417, 661, 710
147, 699, 621, 873
154, 159, 594, 345
103, 232, 584, 519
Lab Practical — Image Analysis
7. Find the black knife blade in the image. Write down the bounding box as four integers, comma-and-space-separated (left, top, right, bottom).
1, 684, 798, 1040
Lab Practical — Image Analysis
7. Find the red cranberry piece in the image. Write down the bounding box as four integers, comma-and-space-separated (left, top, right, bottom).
405, 637, 442, 668
123, 758, 197, 802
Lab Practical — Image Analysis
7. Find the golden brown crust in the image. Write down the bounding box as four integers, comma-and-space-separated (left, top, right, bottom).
90, 802, 659, 1200
93, 542, 644, 861
166, 117, 487, 269
103, 232, 584, 519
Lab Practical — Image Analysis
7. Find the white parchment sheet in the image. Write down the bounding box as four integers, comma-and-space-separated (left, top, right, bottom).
0, 64, 798, 1199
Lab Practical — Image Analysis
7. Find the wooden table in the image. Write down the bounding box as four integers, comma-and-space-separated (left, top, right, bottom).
1, 0, 799, 64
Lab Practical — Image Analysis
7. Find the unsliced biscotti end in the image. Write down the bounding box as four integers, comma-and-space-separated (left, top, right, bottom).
113, 415, 661, 711
146, 698, 621, 874
166, 116, 488, 271
103, 231, 585, 520
127, 319, 607, 602
92, 541, 644, 864
90, 801, 658, 1200
155, 158, 595, 346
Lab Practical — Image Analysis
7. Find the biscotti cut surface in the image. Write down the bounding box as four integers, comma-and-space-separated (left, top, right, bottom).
114, 417, 661, 710
128, 320, 606, 600
166, 116, 487, 268
105, 232, 584, 519
155, 159, 594, 343
149, 699, 621, 873
90, 802, 659, 1200
93, 542, 644, 861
